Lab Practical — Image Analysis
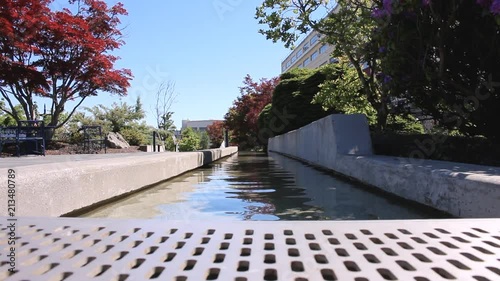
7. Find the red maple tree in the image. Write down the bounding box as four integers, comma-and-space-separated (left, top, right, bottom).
224, 75, 279, 149
206, 120, 224, 148
0, 0, 132, 132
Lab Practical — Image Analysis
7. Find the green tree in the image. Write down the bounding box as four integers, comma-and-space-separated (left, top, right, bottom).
258, 67, 336, 146
156, 111, 177, 151
153, 81, 178, 150
0, 101, 24, 126
66, 97, 151, 145
164, 134, 176, 151
313, 62, 377, 124
178, 127, 200, 152
198, 131, 210, 150
256, 0, 389, 130
376, 0, 500, 140
84, 97, 145, 133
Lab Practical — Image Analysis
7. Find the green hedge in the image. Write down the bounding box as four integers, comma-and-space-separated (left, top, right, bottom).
258, 68, 337, 145
372, 133, 500, 167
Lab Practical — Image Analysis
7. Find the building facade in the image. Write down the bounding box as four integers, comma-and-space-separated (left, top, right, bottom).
281, 30, 337, 73
181, 119, 223, 132
280, 4, 341, 73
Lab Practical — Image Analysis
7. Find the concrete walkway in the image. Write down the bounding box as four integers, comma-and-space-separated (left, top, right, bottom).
0, 147, 238, 217
0, 152, 177, 169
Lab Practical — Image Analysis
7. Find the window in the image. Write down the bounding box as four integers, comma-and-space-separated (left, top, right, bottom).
303, 57, 310, 66
286, 60, 292, 67
310, 34, 319, 45
296, 49, 303, 57
303, 42, 309, 52
319, 44, 328, 54
329, 57, 339, 64
311, 51, 318, 61
291, 56, 296, 63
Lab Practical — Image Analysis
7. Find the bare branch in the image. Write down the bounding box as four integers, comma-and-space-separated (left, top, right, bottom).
55, 96, 87, 129
153, 80, 178, 130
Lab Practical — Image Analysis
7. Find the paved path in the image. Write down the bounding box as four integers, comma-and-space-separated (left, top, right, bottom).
0, 147, 239, 217
0, 152, 176, 169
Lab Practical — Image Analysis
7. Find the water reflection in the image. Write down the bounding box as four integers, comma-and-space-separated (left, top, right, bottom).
80, 152, 449, 220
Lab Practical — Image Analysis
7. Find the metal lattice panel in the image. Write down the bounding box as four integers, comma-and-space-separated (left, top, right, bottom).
1, 218, 499, 281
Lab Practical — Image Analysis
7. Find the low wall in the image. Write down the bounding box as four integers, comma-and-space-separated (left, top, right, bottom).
0, 147, 238, 217
268, 114, 500, 218
139, 145, 165, 152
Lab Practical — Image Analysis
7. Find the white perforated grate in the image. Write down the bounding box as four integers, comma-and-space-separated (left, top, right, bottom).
1, 218, 499, 281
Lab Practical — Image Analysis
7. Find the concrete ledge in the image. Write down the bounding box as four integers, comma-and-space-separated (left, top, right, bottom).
335, 155, 500, 218
268, 114, 500, 218
0, 147, 237, 217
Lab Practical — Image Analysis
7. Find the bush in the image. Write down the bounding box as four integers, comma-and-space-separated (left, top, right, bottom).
120, 127, 149, 146
258, 67, 336, 145
164, 134, 176, 151
379, 1, 500, 140
178, 128, 200, 152
385, 115, 424, 135
372, 133, 500, 167
198, 131, 210, 150
68, 130, 84, 144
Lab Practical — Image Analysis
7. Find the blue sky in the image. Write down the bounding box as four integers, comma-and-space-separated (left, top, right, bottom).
56, 0, 291, 129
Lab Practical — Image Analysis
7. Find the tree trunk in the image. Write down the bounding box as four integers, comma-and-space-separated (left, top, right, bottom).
376, 106, 388, 132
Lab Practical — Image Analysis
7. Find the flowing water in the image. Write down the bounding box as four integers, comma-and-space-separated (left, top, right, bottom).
80, 152, 449, 220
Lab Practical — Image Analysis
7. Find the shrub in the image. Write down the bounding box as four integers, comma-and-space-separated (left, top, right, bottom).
385, 115, 424, 134
120, 127, 149, 146
178, 128, 200, 152
199, 131, 210, 150
258, 67, 336, 145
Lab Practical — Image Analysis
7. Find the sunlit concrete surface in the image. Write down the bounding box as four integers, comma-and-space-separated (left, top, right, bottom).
0, 152, 170, 169
0, 147, 238, 217
268, 114, 500, 218
81, 171, 203, 219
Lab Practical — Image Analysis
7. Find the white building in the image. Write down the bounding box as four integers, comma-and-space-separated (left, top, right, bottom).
181, 119, 222, 132
280, 5, 340, 73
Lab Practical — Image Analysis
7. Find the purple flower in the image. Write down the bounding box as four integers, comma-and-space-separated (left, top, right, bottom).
379, 46, 387, 53
372, 8, 388, 18
383, 0, 393, 14
476, 0, 492, 8
422, 0, 431, 6
383, 75, 393, 84
491, 0, 500, 14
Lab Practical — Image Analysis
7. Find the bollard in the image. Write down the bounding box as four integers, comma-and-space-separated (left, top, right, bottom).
153, 131, 157, 152
224, 129, 229, 148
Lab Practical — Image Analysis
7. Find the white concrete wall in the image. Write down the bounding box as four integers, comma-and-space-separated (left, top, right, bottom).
0, 147, 238, 217
269, 114, 373, 170
268, 114, 500, 218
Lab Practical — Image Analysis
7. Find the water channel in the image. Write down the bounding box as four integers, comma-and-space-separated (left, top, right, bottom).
80, 152, 449, 220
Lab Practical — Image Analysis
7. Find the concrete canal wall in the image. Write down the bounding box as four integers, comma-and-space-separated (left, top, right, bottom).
268, 114, 500, 218
0, 147, 238, 217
